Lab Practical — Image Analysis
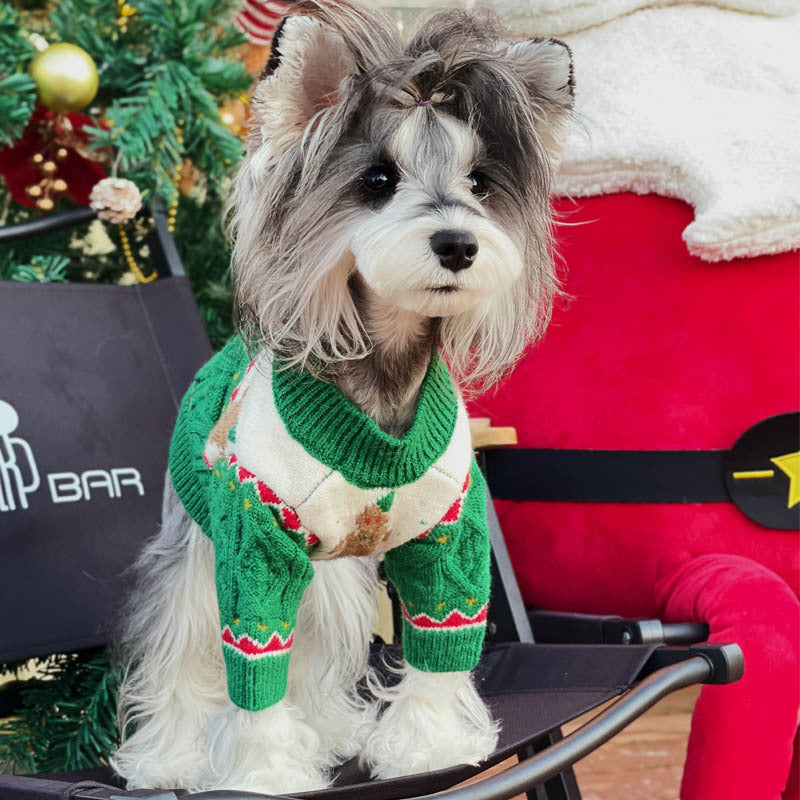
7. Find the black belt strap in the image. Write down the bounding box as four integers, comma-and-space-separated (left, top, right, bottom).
484, 449, 730, 503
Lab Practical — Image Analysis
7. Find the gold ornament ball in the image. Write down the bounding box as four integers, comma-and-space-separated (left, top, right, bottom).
32, 152, 44, 164
26, 185, 43, 198
29, 43, 99, 112
42, 160, 57, 175
52, 178, 68, 192
36, 197, 55, 211
56, 147, 69, 160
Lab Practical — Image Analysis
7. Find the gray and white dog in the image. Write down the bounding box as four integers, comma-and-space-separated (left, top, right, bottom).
113, 1, 573, 792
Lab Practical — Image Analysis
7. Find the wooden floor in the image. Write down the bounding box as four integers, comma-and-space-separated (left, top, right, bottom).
466, 685, 699, 800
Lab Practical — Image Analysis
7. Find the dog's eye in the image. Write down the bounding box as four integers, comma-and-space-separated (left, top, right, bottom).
360, 165, 398, 201
469, 170, 489, 196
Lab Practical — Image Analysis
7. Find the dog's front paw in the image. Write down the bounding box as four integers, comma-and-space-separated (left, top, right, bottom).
361, 666, 499, 780
199, 701, 330, 793
302, 689, 378, 766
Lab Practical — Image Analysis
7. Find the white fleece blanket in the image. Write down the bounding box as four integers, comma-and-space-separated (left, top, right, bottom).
480, 2, 800, 262
479, 0, 798, 36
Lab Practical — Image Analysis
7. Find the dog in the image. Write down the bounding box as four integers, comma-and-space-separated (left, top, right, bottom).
113, 1, 573, 792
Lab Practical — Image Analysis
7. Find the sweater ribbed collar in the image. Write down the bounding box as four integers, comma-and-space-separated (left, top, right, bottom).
272, 353, 459, 489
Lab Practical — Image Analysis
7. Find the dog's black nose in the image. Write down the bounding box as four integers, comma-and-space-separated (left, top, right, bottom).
430, 230, 479, 272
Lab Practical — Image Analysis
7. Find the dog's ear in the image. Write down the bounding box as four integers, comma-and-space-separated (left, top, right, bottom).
502, 38, 574, 166
251, 14, 357, 156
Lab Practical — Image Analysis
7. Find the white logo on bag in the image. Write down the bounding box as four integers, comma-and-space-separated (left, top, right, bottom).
0, 400, 40, 511
0, 398, 145, 512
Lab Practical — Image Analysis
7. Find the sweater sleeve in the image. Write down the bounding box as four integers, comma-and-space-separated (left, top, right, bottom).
169, 337, 248, 534
383, 459, 491, 673
208, 453, 314, 711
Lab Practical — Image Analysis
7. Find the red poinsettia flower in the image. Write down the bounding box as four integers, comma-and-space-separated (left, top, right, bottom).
0, 106, 108, 208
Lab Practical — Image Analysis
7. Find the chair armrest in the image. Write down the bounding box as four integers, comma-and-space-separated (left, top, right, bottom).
0, 207, 96, 243
469, 418, 517, 450
0, 202, 184, 279
528, 608, 709, 646
408, 653, 718, 800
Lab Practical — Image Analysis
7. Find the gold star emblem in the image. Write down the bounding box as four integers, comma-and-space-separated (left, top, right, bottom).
771, 451, 800, 509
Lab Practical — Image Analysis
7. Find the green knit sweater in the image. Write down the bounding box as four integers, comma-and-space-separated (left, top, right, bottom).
169, 337, 490, 711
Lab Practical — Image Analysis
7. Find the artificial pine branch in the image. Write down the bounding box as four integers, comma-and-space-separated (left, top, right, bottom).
7, 253, 70, 282
49, 0, 250, 204
0, 4, 37, 146
0, 649, 119, 773
174, 192, 236, 348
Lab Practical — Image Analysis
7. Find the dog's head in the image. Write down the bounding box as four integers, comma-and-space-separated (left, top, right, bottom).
229, 1, 574, 388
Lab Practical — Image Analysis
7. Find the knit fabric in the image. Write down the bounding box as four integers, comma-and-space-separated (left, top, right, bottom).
169, 337, 490, 711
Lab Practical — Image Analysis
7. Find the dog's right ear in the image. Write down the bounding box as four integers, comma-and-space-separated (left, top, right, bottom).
250, 15, 357, 157
502, 37, 575, 167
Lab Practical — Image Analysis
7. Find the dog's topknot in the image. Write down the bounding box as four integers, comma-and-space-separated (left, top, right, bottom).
228, 1, 575, 390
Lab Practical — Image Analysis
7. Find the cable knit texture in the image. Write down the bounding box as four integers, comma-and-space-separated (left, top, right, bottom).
169, 337, 489, 711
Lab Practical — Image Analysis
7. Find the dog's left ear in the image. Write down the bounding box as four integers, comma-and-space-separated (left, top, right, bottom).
251, 14, 357, 157
502, 38, 575, 165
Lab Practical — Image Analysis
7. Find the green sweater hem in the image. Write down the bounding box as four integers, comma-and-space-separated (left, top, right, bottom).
222, 649, 291, 712
401, 622, 486, 673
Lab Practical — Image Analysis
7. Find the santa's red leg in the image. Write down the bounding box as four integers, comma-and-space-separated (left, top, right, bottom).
655, 554, 799, 800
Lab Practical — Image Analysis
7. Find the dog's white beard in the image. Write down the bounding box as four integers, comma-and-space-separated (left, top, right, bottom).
350, 195, 522, 319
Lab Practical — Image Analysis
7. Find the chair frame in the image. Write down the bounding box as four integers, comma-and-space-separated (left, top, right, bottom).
0, 203, 183, 279
0, 207, 744, 800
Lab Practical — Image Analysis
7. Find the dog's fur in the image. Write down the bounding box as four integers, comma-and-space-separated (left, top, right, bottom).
113, 2, 573, 791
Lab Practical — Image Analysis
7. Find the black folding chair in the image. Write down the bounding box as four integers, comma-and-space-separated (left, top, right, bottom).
0, 208, 743, 800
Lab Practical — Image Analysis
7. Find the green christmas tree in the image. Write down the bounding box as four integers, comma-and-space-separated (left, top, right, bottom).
0, 0, 253, 348
0, 0, 262, 771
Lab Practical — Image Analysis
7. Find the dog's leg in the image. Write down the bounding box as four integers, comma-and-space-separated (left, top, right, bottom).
361, 662, 499, 779
112, 476, 227, 789
199, 700, 329, 792
195, 560, 378, 792
287, 557, 380, 766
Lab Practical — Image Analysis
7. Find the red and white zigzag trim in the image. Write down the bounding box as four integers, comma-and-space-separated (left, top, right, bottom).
401, 600, 488, 631
229, 359, 255, 404
439, 471, 471, 525
418, 471, 471, 539
228, 454, 320, 547
221, 625, 293, 660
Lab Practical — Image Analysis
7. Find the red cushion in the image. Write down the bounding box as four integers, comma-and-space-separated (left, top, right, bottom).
469, 192, 799, 614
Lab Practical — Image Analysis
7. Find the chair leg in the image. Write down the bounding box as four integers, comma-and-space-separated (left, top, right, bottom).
482, 456, 582, 800
521, 731, 582, 800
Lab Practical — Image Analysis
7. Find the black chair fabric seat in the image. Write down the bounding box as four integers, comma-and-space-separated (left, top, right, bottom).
1, 642, 659, 800
0, 278, 211, 662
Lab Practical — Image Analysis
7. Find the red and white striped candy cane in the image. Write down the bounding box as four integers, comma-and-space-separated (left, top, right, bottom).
235, 0, 293, 46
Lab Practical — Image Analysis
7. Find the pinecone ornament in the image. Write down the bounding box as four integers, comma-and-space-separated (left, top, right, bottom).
89, 177, 142, 223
